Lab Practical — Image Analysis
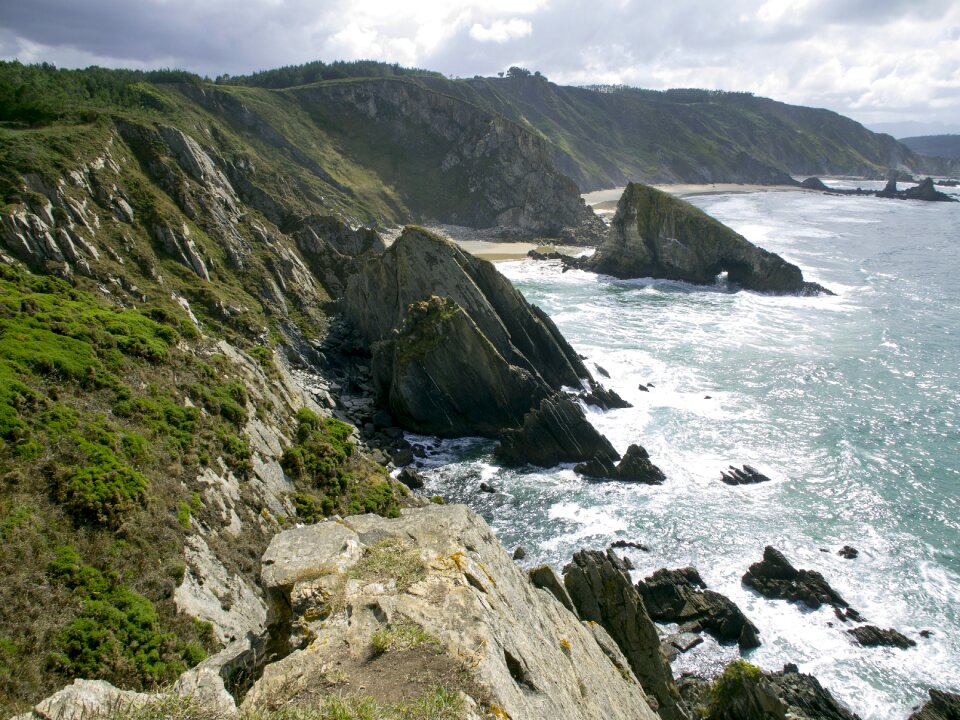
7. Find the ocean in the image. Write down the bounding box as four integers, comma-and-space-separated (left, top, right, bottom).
410, 180, 960, 719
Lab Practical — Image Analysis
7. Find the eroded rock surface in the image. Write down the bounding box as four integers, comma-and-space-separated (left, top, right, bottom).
250, 505, 660, 720
576, 443, 666, 484
909, 689, 960, 720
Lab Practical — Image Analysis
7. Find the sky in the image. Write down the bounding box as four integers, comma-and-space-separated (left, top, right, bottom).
1, 0, 959, 137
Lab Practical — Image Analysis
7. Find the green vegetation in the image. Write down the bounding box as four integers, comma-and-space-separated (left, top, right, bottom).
47, 546, 205, 685
708, 659, 764, 713
370, 622, 441, 656
99, 685, 464, 719
217, 59, 442, 89
282, 408, 402, 520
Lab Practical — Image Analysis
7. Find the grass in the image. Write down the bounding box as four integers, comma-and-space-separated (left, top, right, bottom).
369, 623, 441, 657
348, 538, 426, 593
97, 685, 465, 720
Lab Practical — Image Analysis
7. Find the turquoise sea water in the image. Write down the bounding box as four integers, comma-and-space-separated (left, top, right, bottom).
411, 182, 960, 718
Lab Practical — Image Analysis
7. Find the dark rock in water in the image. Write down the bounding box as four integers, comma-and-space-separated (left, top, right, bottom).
909, 689, 960, 720
576, 443, 666, 484
586, 183, 833, 295
529, 565, 578, 617
391, 448, 413, 466
611, 539, 650, 552
833, 607, 865, 623
801, 177, 831, 191
496, 394, 620, 467
396, 467, 425, 489
638, 383, 650, 392
701, 661, 861, 720
563, 549, 686, 720
343, 226, 600, 437
595, 364, 611, 378
512, 546, 527, 561
847, 625, 916, 648
479, 482, 497, 493
742, 546, 848, 610
721, 464, 772, 485
720, 464, 770, 485
637, 567, 761, 650
919, 629, 934, 639
877, 178, 899, 198
838, 545, 859, 559
579, 383, 632, 410
904, 177, 957, 202
704, 395, 712, 399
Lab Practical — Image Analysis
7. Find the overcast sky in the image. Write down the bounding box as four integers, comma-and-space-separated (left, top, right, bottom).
2, 0, 958, 136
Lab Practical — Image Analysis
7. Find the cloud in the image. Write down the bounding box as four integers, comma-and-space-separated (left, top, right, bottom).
0, 0, 958, 131
469, 19, 533, 43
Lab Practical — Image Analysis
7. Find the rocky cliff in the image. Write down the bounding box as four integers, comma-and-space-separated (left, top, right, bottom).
587, 183, 831, 294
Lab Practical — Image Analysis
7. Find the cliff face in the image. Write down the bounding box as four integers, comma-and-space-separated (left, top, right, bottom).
291, 79, 604, 239
588, 183, 830, 294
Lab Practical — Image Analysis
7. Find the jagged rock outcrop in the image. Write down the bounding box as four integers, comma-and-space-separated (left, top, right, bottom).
496, 394, 620, 467
587, 183, 832, 295
251, 504, 660, 720
909, 689, 960, 720
876, 177, 957, 202
742, 546, 848, 610
636, 567, 761, 649
343, 226, 620, 443
687, 661, 860, 720
563, 549, 687, 720
575, 443, 666, 484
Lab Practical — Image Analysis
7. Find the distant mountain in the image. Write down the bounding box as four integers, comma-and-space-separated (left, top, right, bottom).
899, 135, 960, 161
399, 75, 949, 190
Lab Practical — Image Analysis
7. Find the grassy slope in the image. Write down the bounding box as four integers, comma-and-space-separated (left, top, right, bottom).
0, 66, 411, 712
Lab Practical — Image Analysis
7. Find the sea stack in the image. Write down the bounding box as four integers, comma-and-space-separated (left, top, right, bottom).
588, 183, 832, 295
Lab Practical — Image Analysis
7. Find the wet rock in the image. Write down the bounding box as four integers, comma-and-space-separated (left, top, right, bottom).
721, 464, 772, 486
838, 545, 859, 559
576, 443, 666, 484
904, 177, 957, 202
833, 607, 865, 623
513, 546, 527, 561
579, 383, 632, 410
919, 629, 934, 639
742, 546, 849, 610
479, 482, 497, 493
847, 625, 916, 648
563, 549, 687, 720
595, 364, 611, 378
611, 539, 650, 552
496, 394, 619, 467
637, 567, 761, 650
397, 467, 425, 489
909, 689, 960, 720
638, 384, 650, 392
587, 183, 833, 295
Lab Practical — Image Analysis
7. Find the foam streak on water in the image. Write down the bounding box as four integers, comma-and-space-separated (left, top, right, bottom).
414, 187, 960, 719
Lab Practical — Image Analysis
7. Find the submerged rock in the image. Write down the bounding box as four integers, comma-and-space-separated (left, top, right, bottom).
637, 567, 761, 650
847, 625, 916, 649
742, 546, 848, 610
563, 549, 687, 720
576, 443, 666, 484
587, 183, 832, 295
496, 394, 620, 467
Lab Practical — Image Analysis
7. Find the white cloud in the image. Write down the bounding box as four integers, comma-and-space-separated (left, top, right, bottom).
469, 18, 533, 43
